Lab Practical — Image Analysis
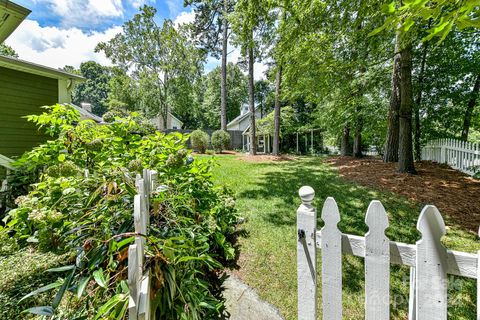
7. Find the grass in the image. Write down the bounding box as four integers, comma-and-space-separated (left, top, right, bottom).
204, 154, 479, 320
0, 154, 477, 319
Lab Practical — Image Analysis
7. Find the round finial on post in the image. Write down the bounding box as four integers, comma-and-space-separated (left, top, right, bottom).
299, 186, 315, 205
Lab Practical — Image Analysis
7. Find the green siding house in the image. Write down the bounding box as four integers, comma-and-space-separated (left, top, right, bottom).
0, 0, 84, 158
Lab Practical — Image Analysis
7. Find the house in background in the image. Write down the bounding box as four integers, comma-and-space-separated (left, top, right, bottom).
227, 103, 269, 153
0, 1, 85, 158
149, 112, 184, 130
74, 103, 103, 123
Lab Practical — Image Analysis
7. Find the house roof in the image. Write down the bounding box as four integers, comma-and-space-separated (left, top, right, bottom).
0, 0, 30, 43
227, 107, 261, 129
0, 54, 85, 81
70, 104, 103, 123
169, 112, 183, 126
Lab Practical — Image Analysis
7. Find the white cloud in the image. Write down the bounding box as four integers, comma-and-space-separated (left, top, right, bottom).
5, 19, 122, 69
166, 0, 183, 17
205, 45, 268, 81
173, 10, 195, 28
127, 0, 155, 9
37, 0, 124, 27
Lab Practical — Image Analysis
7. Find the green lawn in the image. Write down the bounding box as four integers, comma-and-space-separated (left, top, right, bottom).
206, 155, 479, 320
1, 155, 477, 319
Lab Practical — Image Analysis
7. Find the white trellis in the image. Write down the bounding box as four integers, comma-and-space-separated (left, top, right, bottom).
422, 138, 480, 176
128, 169, 158, 320
296, 186, 479, 320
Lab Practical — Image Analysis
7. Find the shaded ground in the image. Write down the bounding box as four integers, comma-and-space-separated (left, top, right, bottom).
326, 156, 480, 232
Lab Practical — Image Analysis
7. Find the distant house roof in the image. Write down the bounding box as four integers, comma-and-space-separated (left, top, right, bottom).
0, 54, 85, 81
0, 0, 30, 43
70, 104, 103, 123
169, 112, 183, 126
227, 106, 261, 129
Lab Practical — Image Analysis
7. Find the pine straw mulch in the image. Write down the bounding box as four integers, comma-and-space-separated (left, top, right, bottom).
325, 156, 480, 232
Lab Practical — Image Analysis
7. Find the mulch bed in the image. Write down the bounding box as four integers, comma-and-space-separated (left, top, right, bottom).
326, 156, 480, 232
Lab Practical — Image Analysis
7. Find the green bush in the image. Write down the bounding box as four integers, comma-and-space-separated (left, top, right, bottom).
2, 104, 238, 319
190, 129, 210, 153
211, 130, 231, 153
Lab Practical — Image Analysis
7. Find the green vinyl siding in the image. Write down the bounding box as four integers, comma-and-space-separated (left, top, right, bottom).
0, 66, 58, 157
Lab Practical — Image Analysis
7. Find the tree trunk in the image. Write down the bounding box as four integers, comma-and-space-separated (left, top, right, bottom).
220, 0, 228, 130
414, 22, 431, 161
272, 64, 282, 155
398, 42, 416, 174
340, 125, 350, 156
461, 73, 480, 141
353, 107, 363, 158
248, 44, 256, 155
384, 32, 401, 163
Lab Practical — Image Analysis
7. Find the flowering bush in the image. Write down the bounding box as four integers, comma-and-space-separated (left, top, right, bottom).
2, 104, 238, 319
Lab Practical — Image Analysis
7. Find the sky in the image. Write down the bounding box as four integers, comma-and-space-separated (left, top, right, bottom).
4, 0, 267, 79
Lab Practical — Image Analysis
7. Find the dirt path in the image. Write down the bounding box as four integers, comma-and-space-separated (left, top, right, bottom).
326, 156, 480, 232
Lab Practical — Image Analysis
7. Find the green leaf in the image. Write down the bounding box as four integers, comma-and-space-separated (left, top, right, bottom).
58, 154, 66, 162
47, 265, 75, 272
23, 306, 54, 316
93, 269, 107, 288
19, 280, 63, 302
52, 268, 75, 309
77, 276, 90, 298
93, 294, 126, 320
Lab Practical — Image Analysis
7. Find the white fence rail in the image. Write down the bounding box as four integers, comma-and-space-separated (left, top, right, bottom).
0, 154, 15, 192
422, 138, 480, 176
128, 169, 158, 320
296, 186, 479, 320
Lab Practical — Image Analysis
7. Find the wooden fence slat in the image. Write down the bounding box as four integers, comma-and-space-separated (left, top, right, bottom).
416, 205, 448, 320
321, 197, 342, 320
477, 227, 480, 320
297, 186, 317, 320
365, 201, 390, 320
128, 244, 139, 320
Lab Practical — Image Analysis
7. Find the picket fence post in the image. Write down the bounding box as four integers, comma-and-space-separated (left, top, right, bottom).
415, 206, 448, 320
321, 197, 342, 320
128, 170, 154, 320
297, 186, 317, 320
365, 201, 390, 320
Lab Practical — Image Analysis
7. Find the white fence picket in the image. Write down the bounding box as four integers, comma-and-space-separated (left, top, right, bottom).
297, 186, 317, 320
128, 170, 153, 320
365, 201, 390, 320
320, 197, 342, 320
297, 186, 479, 320
415, 206, 448, 320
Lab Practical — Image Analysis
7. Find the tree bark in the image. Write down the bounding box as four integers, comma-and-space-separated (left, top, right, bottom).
384, 32, 401, 163
461, 73, 480, 141
398, 42, 416, 174
272, 64, 282, 155
353, 107, 363, 158
341, 125, 350, 156
248, 44, 256, 155
220, 0, 228, 130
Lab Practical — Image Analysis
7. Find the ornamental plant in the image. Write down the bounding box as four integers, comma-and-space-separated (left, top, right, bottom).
190, 129, 210, 153
211, 130, 231, 153
2, 104, 238, 319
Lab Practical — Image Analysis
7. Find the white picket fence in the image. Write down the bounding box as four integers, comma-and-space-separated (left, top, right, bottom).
128, 169, 158, 320
296, 186, 479, 320
422, 138, 480, 176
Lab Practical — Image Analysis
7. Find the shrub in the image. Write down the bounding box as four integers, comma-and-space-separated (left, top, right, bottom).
190, 129, 209, 153
211, 130, 231, 153
2, 104, 238, 319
